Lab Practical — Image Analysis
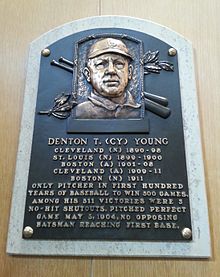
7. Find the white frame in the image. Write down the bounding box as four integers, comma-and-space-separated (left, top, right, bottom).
7, 16, 211, 257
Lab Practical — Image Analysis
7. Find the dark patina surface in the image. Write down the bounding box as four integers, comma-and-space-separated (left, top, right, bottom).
23, 28, 192, 241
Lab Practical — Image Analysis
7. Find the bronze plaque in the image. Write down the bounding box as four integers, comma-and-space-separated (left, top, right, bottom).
22, 29, 192, 241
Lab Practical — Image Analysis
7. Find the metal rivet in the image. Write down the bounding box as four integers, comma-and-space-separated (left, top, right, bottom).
181, 227, 192, 239
23, 226, 34, 238
168, 47, 177, 56
41, 48, 51, 57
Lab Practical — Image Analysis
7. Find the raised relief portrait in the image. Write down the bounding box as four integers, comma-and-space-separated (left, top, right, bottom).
40, 33, 174, 131
75, 38, 141, 119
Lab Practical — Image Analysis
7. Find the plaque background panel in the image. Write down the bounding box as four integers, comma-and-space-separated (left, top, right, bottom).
0, 0, 219, 276
22, 27, 190, 241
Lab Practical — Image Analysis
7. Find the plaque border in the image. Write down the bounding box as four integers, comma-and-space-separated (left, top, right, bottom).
7, 16, 211, 257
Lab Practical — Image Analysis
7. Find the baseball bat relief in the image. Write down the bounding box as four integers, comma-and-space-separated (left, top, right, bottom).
144, 98, 171, 118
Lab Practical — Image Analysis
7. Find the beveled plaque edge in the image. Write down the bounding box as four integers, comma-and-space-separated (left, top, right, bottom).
7, 16, 211, 258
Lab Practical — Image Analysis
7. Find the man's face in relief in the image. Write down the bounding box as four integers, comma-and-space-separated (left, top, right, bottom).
85, 53, 132, 98
83, 38, 133, 99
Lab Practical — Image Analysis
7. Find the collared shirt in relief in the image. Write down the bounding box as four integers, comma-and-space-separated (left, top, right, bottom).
75, 91, 141, 119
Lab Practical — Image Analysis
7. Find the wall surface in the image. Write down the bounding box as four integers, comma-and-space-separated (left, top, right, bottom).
0, 0, 219, 276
